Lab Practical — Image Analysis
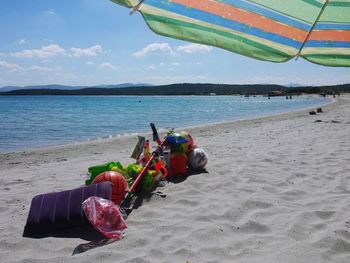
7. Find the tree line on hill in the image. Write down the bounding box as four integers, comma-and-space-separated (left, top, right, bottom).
0, 83, 349, 96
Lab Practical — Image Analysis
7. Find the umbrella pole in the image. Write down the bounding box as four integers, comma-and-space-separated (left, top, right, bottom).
295, 0, 329, 59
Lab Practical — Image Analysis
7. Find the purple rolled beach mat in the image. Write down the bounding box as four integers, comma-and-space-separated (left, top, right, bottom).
23, 182, 112, 237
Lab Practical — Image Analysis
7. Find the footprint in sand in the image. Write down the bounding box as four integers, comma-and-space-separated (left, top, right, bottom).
314, 210, 336, 220
243, 200, 273, 209
234, 220, 270, 233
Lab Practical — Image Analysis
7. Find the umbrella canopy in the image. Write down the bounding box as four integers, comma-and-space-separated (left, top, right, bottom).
110, 0, 350, 67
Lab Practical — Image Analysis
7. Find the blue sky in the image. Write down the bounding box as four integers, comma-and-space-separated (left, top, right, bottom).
1, 0, 350, 88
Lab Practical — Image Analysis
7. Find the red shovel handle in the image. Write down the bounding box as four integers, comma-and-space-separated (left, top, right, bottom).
120, 123, 166, 209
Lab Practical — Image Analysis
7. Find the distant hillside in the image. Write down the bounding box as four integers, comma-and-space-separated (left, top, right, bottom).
0, 84, 84, 92
0, 83, 349, 96
0, 83, 150, 92
288, 83, 350, 94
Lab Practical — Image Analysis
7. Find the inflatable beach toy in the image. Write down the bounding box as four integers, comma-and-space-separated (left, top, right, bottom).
180, 131, 194, 154
188, 148, 208, 170
23, 182, 113, 237
92, 171, 128, 205
166, 132, 188, 153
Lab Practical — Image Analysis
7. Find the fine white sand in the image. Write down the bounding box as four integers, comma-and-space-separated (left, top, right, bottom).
1, 95, 350, 263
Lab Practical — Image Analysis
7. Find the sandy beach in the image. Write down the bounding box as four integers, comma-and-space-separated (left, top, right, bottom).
1, 95, 350, 263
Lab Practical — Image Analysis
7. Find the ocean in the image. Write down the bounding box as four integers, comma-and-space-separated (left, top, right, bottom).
0, 95, 330, 153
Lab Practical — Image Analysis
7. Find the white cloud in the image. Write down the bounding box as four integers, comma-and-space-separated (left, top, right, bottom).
0, 52, 4, 57
172, 62, 180, 66
134, 43, 212, 57
70, 45, 102, 57
43, 38, 54, 43
133, 43, 174, 57
10, 44, 66, 58
86, 61, 95, 65
9, 44, 103, 59
175, 43, 212, 53
54, 72, 78, 80
44, 9, 56, 16
30, 65, 62, 72
40, 59, 52, 64
146, 62, 166, 70
146, 74, 210, 84
100, 62, 116, 70
17, 39, 26, 45
0, 60, 24, 73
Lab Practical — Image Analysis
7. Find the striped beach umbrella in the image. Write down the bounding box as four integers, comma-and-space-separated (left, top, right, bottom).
110, 0, 350, 67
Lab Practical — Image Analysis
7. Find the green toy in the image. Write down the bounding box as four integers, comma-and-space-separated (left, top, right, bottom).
85, 161, 124, 185
125, 163, 143, 179
141, 170, 156, 192
124, 161, 167, 192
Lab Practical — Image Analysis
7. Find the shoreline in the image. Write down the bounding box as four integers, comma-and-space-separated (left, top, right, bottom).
1, 95, 349, 262
0, 95, 334, 156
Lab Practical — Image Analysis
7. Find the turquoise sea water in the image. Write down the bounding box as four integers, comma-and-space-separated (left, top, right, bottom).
0, 95, 330, 153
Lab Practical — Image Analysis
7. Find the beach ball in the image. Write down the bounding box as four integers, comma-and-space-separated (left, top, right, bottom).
92, 171, 128, 205
188, 148, 208, 170
180, 131, 194, 154
166, 132, 188, 153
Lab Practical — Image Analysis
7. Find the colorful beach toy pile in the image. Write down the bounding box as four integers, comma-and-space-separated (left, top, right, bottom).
23, 123, 208, 240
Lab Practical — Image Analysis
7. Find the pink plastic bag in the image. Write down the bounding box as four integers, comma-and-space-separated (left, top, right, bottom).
82, 196, 127, 239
